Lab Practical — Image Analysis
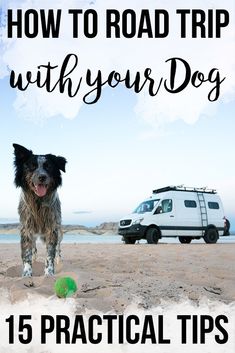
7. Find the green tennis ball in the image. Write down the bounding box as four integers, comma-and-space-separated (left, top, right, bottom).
54, 277, 77, 298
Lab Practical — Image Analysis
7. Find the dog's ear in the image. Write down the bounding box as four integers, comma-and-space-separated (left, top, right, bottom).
55, 156, 67, 173
47, 154, 67, 173
13, 144, 33, 162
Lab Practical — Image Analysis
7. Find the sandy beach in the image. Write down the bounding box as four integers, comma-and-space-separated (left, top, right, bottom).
0, 243, 234, 312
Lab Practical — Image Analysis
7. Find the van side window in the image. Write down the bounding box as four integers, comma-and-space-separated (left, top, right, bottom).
208, 202, 219, 209
155, 199, 173, 214
184, 200, 197, 208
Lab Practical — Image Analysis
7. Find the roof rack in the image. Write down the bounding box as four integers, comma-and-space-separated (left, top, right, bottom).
152, 185, 217, 194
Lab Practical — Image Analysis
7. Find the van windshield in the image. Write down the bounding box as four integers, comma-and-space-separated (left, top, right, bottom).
133, 199, 159, 214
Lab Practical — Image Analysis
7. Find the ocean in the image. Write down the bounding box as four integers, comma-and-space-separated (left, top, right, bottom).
0, 233, 235, 244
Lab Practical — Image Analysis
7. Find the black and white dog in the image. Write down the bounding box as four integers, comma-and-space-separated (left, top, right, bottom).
13, 144, 67, 277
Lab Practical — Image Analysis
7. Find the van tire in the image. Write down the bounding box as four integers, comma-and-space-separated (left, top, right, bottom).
224, 218, 230, 235
146, 228, 159, 244
179, 236, 192, 244
124, 238, 136, 244
204, 228, 218, 244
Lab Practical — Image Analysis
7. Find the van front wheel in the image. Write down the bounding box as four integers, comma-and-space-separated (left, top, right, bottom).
204, 229, 218, 244
146, 228, 159, 244
124, 238, 136, 244
179, 236, 192, 244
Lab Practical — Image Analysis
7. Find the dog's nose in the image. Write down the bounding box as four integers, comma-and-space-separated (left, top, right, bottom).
39, 175, 47, 183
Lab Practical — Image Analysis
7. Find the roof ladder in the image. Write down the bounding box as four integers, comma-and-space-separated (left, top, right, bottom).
197, 192, 208, 234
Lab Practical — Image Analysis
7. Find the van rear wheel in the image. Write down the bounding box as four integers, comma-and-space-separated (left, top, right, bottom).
204, 228, 218, 244
224, 218, 230, 235
179, 236, 192, 244
146, 228, 159, 244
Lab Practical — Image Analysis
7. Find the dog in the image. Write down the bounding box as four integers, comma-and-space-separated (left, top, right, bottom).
13, 143, 67, 277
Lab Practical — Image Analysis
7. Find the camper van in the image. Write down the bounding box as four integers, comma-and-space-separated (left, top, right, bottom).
118, 186, 230, 244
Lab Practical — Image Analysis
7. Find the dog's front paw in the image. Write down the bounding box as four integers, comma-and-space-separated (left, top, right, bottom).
22, 263, 32, 277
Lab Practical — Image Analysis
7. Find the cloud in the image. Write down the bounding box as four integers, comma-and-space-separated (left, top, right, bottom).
0, 0, 234, 127
73, 210, 93, 214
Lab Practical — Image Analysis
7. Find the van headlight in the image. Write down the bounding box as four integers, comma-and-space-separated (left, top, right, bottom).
132, 218, 144, 225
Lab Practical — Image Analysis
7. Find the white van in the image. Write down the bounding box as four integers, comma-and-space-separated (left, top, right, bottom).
118, 186, 230, 244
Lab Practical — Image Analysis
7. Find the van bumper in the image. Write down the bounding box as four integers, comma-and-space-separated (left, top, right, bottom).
118, 224, 147, 239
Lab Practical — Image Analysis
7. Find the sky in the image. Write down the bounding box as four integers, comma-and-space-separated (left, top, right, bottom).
0, 0, 234, 227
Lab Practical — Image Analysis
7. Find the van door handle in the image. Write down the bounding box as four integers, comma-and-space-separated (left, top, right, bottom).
170, 215, 174, 217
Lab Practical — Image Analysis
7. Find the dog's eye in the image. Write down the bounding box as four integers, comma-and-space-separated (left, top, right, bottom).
43, 162, 50, 171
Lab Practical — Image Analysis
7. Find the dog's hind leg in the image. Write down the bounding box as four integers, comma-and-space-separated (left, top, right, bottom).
55, 229, 63, 265
45, 229, 58, 276
32, 238, 37, 262
55, 244, 61, 265
21, 229, 33, 277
